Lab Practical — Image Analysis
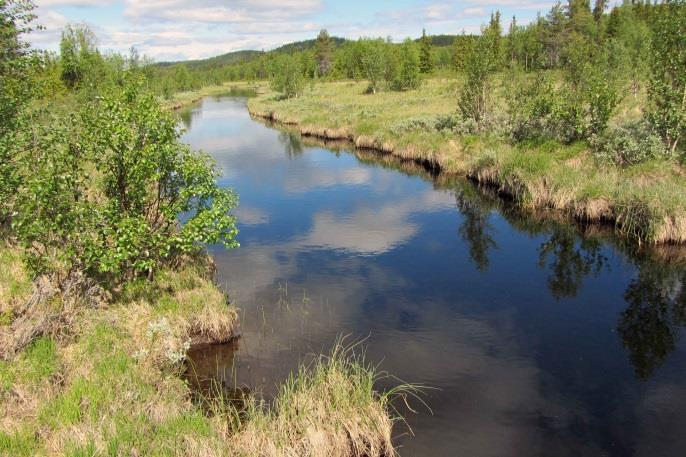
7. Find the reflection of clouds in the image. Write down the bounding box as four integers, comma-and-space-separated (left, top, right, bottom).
367, 306, 604, 456
303, 209, 417, 256
234, 206, 269, 226
213, 244, 607, 456
630, 383, 686, 456
283, 167, 373, 193
300, 190, 454, 255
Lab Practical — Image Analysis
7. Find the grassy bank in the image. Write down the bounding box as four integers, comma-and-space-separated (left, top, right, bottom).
0, 244, 399, 456
161, 82, 266, 111
247, 78, 686, 245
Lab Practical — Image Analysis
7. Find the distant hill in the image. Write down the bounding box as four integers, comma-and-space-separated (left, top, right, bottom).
272, 36, 348, 54
156, 36, 348, 68
156, 49, 263, 68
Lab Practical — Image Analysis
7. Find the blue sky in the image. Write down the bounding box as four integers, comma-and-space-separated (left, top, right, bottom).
32, 1, 564, 62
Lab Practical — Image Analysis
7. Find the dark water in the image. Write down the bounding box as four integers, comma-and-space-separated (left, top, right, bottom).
181, 97, 686, 457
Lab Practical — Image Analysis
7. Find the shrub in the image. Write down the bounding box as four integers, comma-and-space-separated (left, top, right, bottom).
12, 77, 238, 283
508, 73, 584, 143
592, 121, 670, 166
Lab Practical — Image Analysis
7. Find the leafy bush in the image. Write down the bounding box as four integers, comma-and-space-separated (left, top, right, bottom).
389, 116, 438, 135
592, 121, 670, 166
389, 114, 475, 136
12, 78, 238, 283
508, 74, 584, 143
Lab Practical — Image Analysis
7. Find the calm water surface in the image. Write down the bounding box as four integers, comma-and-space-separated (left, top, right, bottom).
181, 97, 686, 457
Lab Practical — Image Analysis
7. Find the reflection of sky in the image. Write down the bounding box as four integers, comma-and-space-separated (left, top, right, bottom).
181, 97, 686, 457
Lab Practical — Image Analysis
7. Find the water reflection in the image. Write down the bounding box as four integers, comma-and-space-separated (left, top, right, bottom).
278, 131, 304, 158
537, 227, 608, 299
455, 186, 497, 271
619, 260, 686, 380
180, 97, 686, 457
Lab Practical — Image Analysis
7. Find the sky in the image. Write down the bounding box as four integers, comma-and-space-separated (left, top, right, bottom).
31, 1, 562, 62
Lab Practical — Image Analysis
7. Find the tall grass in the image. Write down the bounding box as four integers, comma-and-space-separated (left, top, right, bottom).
225, 340, 419, 457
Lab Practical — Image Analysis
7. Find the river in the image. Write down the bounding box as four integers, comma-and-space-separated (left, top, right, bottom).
180, 96, 686, 457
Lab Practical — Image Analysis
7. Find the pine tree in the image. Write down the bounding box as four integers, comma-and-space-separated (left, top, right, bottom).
314, 28, 333, 77
419, 28, 433, 74
507, 15, 518, 67
485, 11, 503, 68
593, 0, 608, 22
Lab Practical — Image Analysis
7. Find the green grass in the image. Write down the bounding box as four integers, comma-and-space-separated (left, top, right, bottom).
248, 77, 686, 244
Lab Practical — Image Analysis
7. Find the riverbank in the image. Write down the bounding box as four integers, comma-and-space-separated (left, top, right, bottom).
0, 243, 398, 456
162, 82, 266, 111
247, 79, 686, 245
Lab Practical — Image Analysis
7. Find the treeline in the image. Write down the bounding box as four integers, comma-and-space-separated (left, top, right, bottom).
454, 0, 686, 165
1, 1, 238, 288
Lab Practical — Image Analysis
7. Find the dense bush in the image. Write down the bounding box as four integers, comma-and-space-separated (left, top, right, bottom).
508, 74, 584, 143
592, 121, 670, 166
12, 78, 238, 282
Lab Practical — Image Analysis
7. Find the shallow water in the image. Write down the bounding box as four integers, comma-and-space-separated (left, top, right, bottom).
181, 96, 686, 457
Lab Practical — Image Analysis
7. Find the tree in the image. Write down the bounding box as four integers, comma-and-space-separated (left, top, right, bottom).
540, 2, 567, 68
315, 28, 333, 77
567, 0, 595, 35
271, 54, 304, 98
485, 11, 503, 69
359, 38, 386, 94
452, 33, 475, 72
459, 34, 495, 127
646, 0, 686, 154
419, 28, 433, 73
59, 23, 102, 89
507, 15, 518, 67
593, 0, 608, 23
390, 39, 420, 91
0, 0, 40, 224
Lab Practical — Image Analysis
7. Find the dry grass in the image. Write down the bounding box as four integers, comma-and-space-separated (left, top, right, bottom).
0, 255, 399, 456
226, 343, 406, 457
248, 78, 686, 245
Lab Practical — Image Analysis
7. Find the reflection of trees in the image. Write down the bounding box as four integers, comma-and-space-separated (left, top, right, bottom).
537, 226, 608, 299
618, 261, 686, 380
278, 131, 304, 158
178, 108, 194, 130
456, 189, 496, 271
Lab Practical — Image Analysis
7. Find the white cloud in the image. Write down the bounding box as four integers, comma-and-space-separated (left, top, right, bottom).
29, 0, 561, 60
36, 0, 115, 6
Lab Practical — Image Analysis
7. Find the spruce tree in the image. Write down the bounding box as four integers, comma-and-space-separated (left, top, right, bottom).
593, 0, 608, 22
315, 28, 333, 77
507, 15, 518, 67
419, 28, 433, 74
